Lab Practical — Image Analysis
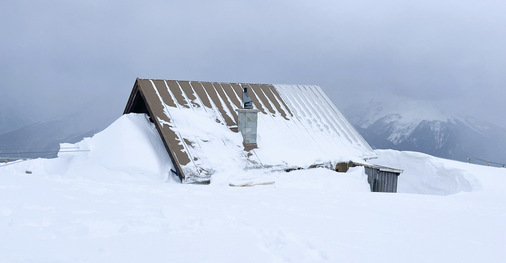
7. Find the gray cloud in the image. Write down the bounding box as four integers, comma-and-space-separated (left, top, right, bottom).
2, 0, 506, 128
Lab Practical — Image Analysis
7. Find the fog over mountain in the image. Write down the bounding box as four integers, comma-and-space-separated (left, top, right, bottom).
343, 97, 506, 165
0, 97, 116, 160
1, 0, 506, 159
2, 1, 506, 128
0, 116, 100, 160
0, 112, 28, 135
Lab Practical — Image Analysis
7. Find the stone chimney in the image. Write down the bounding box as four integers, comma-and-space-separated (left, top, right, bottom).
236, 87, 260, 149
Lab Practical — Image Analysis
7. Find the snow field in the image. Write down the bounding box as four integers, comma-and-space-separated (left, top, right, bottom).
1, 113, 505, 262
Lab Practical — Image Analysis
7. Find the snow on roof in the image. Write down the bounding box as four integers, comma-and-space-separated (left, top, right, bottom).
124, 79, 375, 183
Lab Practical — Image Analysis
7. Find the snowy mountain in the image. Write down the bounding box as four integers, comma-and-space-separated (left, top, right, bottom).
344, 99, 506, 165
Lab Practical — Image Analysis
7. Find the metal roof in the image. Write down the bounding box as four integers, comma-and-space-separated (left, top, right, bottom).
124, 79, 375, 183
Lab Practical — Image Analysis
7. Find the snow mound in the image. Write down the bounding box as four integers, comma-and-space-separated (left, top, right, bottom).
69, 113, 173, 176
6, 113, 174, 181
373, 149, 482, 195
2, 115, 506, 262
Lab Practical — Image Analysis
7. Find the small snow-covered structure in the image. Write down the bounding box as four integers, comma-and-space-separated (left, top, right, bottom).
124, 79, 393, 186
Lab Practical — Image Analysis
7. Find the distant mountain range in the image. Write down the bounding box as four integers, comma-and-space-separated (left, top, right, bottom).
0, 111, 115, 160
0, 112, 30, 135
344, 99, 506, 166
0, 95, 120, 160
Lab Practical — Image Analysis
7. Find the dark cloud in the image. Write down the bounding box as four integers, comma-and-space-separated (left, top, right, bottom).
1, 0, 506, 128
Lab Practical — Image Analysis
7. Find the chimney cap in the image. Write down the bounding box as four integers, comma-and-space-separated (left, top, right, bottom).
243, 87, 253, 109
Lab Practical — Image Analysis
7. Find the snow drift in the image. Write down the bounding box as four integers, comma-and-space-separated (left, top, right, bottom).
1, 113, 506, 263
373, 149, 481, 195
16, 113, 174, 181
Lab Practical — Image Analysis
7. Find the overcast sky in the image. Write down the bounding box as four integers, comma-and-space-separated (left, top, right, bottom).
2, 0, 506, 129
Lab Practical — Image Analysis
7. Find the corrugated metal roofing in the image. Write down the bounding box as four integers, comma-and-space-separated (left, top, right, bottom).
124, 79, 375, 183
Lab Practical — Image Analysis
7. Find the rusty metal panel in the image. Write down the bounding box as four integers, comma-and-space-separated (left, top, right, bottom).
178, 81, 201, 109
261, 84, 290, 120
250, 84, 276, 115
166, 80, 190, 108
220, 83, 242, 110
137, 80, 190, 164
230, 83, 245, 105
190, 81, 213, 109
124, 80, 193, 181
152, 80, 177, 108
199, 82, 231, 126
212, 82, 238, 124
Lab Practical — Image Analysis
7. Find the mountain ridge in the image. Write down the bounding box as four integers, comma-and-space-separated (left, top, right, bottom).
0, 112, 114, 160
344, 99, 506, 165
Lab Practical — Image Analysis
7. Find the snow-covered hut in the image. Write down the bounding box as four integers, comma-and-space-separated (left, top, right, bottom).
123, 79, 398, 189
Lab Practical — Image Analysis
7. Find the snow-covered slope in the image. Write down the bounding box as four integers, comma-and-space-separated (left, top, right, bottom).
373, 149, 480, 195
345, 99, 506, 164
1, 113, 505, 263
0, 114, 173, 181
